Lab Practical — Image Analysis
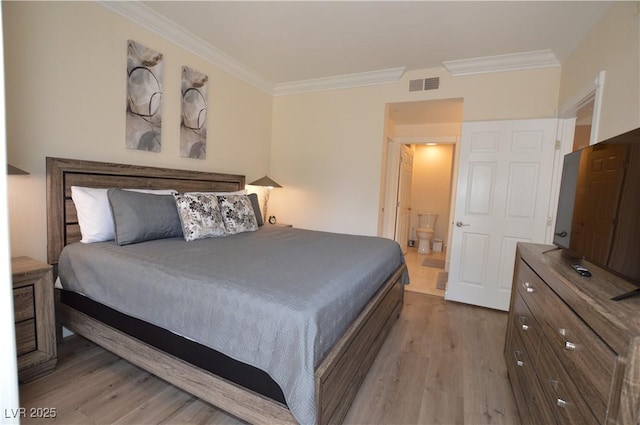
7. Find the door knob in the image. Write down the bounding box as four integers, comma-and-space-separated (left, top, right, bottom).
456, 221, 470, 227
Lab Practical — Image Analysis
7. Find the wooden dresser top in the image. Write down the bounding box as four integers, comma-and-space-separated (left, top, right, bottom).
518, 243, 640, 355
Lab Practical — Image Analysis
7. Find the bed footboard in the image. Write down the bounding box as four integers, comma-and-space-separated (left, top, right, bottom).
56, 297, 297, 425
56, 263, 405, 425
315, 264, 405, 425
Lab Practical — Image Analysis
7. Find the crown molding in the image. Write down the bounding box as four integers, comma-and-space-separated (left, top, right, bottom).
98, 1, 274, 94
442, 50, 560, 76
99, 1, 407, 96
273, 67, 406, 96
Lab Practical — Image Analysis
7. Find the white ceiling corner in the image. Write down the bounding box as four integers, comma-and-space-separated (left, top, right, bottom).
99, 1, 406, 95
99, 0, 273, 93
101, 1, 609, 94
442, 50, 560, 76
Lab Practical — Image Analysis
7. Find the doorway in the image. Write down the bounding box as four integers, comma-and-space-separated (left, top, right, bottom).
381, 98, 463, 297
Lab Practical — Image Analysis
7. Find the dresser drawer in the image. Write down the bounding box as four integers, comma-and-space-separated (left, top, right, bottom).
536, 337, 599, 425
541, 292, 615, 422
511, 292, 541, 360
529, 378, 558, 425
15, 319, 36, 355
506, 325, 535, 419
515, 259, 556, 317
13, 285, 35, 322
516, 259, 615, 422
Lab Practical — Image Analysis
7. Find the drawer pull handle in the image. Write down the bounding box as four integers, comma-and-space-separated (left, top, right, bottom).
558, 329, 576, 350
514, 351, 524, 367
556, 398, 567, 408
522, 281, 534, 293
518, 316, 529, 331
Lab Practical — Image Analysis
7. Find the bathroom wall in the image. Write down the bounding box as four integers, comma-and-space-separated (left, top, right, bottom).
409, 144, 454, 247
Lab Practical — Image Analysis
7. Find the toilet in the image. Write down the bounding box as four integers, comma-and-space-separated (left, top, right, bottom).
416, 213, 438, 254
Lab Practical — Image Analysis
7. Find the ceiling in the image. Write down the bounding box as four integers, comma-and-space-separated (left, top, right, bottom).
139, 1, 612, 85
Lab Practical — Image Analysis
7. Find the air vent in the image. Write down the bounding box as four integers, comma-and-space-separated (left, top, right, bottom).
424, 77, 440, 90
409, 79, 424, 92
408, 77, 440, 92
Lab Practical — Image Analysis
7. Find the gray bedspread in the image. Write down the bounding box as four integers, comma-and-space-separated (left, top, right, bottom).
58, 225, 407, 424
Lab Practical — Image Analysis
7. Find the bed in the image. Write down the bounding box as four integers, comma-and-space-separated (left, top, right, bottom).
46, 157, 407, 425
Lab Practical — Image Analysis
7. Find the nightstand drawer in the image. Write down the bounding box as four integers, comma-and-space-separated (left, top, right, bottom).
13, 285, 35, 322
15, 319, 36, 355
12, 256, 57, 382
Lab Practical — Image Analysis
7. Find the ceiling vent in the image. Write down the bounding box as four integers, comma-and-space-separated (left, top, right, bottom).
409, 77, 440, 92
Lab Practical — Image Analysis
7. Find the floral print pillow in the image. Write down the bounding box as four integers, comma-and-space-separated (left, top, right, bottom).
173, 193, 226, 241
218, 194, 258, 235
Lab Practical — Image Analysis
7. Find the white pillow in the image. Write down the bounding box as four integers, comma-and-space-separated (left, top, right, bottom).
71, 186, 176, 243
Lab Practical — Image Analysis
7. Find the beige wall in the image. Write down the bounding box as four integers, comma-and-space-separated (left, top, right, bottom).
559, 2, 640, 140
271, 67, 561, 235
4, 2, 273, 261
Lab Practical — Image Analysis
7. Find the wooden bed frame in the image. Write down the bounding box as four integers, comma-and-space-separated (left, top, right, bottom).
46, 157, 406, 425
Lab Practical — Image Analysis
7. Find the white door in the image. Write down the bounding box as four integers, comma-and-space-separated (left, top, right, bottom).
395, 145, 413, 253
446, 119, 559, 311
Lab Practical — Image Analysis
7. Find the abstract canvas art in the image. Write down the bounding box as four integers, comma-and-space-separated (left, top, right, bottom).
126, 40, 163, 152
180, 66, 208, 159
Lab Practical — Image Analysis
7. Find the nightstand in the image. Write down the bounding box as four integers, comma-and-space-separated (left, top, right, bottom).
12, 256, 57, 382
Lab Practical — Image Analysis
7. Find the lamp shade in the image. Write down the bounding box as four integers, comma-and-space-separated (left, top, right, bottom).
248, 175, 282, 188
7, 164, 29, 175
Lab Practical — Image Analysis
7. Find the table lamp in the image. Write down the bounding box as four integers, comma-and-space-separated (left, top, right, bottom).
248, 175, 282, 223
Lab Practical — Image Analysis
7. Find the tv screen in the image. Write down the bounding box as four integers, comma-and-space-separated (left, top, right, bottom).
553, 127, 640, 295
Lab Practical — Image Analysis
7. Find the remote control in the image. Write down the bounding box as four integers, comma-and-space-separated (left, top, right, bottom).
572, 264, 592, 277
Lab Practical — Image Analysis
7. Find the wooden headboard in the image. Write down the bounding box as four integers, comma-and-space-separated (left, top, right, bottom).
46, 157, 245, 266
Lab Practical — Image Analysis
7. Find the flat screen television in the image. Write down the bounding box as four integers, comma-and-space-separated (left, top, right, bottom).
553, 127, 640, 300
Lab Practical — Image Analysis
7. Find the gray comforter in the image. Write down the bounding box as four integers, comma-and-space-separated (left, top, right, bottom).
58, 225, 407, 424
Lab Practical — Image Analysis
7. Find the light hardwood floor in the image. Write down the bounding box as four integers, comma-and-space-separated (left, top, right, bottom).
19, 293, 520, 425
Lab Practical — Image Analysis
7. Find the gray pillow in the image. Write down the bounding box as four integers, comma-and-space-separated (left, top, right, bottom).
107, 188, 183, 245
247, 193, 264, 226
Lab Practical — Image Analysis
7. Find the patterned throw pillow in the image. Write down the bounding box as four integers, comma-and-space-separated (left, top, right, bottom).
173, 193, 226, 241
218, 194, 259, 235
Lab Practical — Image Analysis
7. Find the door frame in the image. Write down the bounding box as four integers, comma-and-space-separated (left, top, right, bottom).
381, 135, 459, 268
559, 70, 606, 145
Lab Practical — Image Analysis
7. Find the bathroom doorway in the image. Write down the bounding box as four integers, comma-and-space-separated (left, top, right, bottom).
381, 98, 463, 297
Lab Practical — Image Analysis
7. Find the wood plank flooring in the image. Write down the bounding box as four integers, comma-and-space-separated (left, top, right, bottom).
18, 292, 521, 425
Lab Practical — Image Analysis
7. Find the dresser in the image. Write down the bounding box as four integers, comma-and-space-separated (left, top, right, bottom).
12, 256, 57, 382
505, 243, 640, 425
